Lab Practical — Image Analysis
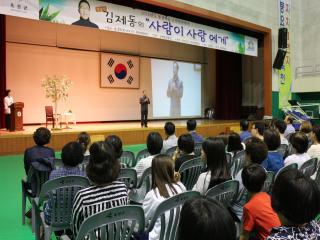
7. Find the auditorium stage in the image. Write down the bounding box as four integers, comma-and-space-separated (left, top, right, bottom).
0, 120, 240, 156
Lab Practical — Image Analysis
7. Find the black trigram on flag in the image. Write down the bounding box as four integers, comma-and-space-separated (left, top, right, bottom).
127, 76, 133, 85
108, 58, 115, 67
107, 75, 114, 84
127, 60, 134, 69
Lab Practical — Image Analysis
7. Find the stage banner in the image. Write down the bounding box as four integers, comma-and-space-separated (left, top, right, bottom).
0, 0, 39, 19
278, 0, 292, 108
0, 0, 258, 57
100, 53, 139, 89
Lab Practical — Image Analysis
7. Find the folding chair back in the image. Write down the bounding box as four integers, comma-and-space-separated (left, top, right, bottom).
129, 167, 152, 204
194, 142, 202, 157
147, 191, 200, 240
117, 168, 137, 189
135, 149, 150, 166
205, 180, 239, 207
178, 157, 204, 190
226, 152, 233, 168
165, 146, 177, 157
120, 151, 136, 168
277, 144, 289, 159
231, 150, 246, 178
262, 171, 275, 193
275, 163, 298, 180
300, 158, 318, 178
75, 206, 145, 240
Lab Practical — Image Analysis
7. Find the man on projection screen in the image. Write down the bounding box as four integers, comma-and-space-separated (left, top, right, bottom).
167, 61, 183, 117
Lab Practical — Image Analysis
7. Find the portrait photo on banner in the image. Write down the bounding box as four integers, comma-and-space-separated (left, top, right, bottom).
100, 53, 140, 89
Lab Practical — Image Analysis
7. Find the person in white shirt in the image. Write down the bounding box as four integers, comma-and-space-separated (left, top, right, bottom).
161, 122, 178, 154
307, 125, 320, 162
4, 89, 13, 130
135, 132, 163, 180
284, 116, 296, 139
274, 119, 289, 145
143, 154, 186, 240
284, 132, 310, 168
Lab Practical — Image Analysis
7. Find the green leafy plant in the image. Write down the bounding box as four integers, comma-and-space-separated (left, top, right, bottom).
39, 4, 60, 21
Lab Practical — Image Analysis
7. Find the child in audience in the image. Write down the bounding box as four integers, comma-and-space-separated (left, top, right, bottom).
135, 132, 163, 180
262, 128, 284, 173
187, 119, 203, 144
105, 134, 126, 168
227, 132, 244, 156
44, 142, 86, 224
240, 164, 281, 240
284, 132, 310, 168
177, 197, 236, 240
240, 119, 251, 142
267, 169, 320, 239
173, 133, 195, 171
231, 137, 268, 221
274, 119, 289, 145
71, 141, 128, 236
193, 137, 231, 195
77, 131, 91, 161
251, 122, 265, 140
161, 121, 178, 154
143, 155, 186, 240
24, 127, 55, 174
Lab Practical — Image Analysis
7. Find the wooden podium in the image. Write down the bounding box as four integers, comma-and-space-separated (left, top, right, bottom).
10, 102, 24, 131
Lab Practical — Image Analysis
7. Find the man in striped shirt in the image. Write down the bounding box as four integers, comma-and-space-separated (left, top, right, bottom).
71, 141, 129, 236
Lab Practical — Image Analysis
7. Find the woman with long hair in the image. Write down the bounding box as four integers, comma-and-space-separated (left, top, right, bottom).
143, 154, 186, 240
193, 137, 231, 195
227, 132, 244, 156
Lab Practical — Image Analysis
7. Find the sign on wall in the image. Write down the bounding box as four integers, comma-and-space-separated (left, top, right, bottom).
0, 0, 258, 57
100, 53, 139, 89
278, 0, 292, 108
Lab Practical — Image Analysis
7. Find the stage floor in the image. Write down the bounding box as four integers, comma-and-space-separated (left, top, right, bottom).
0, 119, 240, 155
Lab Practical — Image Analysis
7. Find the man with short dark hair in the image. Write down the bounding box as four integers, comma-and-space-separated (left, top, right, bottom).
139, 90, 150, 128
187, 119, 203, 144
72, 0, 99, 28
240, 164, 281, 240
240, 119, 251, 142
274, 119, 289, 145
251, 122, 265, 140
4, 89, 13, 130
161, 122, 178, 153
173, 133, 195, 171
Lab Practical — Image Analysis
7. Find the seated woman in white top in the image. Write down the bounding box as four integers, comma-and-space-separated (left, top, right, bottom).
143, 154, 186, 240
284, 132, 310, 168
193, 137, 231, 195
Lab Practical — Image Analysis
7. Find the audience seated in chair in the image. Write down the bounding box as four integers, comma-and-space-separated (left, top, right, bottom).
284, 132, 310, 168
267, 169, 320, 240
284, 116, 295, 139
44, 142, 86, 224
193, 137, 231, 195
307, 125, 320, 164
71, 141, 129, 236
187, 119, 203, 144
173, 133, 195, 171
300, 120, 312, 142
177, 197, 236, 240
231, 137, 268, 221
262, 128, 284, 173
161, 122, 178, 154
143, 155, 186, 240
24, 127, 55, 175
135, 132, 163, 181
274, 119, 289, 145
240, 164, 281, 240
240, 119, 251, 142
251, 121, 265, 140
105, 134, 126, 168
77, 132, 91, 161
227, 132, 244, 157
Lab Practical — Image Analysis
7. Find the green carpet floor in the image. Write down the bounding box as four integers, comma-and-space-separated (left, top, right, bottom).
0, 144, 145, 240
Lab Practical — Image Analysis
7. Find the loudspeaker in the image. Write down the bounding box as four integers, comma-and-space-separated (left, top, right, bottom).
273, 49, 286, 69
278, 28, 288, 49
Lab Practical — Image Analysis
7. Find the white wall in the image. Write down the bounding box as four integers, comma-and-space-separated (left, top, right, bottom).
176, 0, 302, 93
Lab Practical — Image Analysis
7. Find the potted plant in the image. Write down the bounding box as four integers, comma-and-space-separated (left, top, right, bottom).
41, 75, 72, 129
